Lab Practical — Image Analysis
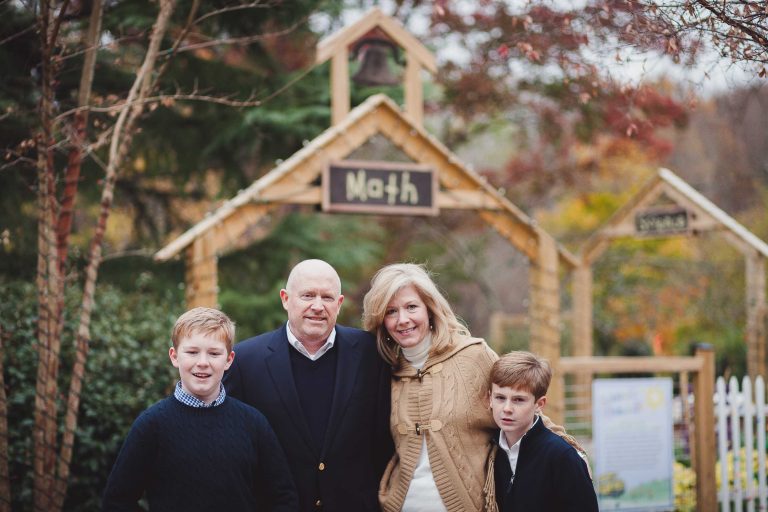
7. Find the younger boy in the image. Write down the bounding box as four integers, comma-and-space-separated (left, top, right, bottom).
485, 351, 598, 512
101, 307, 298, 511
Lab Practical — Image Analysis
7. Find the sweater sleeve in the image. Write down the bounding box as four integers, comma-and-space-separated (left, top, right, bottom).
253, 414, 299, 512
555, 446, 599, 512
101, 410, 157, 512
373, 354, 394, 480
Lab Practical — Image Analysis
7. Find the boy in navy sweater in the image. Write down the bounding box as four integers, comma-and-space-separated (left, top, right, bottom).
101, 307, 297, 512
485, 351, 598, 512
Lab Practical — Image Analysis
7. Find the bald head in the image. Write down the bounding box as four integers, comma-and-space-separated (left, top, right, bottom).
285, 259, 341, 295
281, 259, 344, 349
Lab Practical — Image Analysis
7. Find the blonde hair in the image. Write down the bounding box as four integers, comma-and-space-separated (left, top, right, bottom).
490, 351, 552, 399
362, 263, 469, 366
171, 307, 235, 352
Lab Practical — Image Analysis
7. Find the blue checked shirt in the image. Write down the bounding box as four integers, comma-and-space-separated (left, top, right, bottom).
173, 381, 226, 408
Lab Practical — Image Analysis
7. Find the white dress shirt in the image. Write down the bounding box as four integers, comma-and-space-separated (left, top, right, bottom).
498, 415, 540, 483
286, 322, 336, 361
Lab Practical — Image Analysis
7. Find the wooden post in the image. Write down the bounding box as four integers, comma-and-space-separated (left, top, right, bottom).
185, 232, 218, 308
680, 371, 694, 469
330, 48, 350, 126
572, 263, 593, 358
746, 253, 766, 380
489, 312, 505, 354
404, 52, 422, 126
693, 344, 716, 512
572, 263, 593, 426
530, 232, 563, 424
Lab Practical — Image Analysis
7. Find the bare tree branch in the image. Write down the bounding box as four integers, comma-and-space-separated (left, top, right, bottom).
55, 2, 177, 509
56, 63, 315, 120
696, 0, 766, 51
0, 23, 35, 46
192, 0, 275, 25
160, 15, 309, 55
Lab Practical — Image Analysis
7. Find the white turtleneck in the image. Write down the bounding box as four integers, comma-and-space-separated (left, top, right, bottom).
401, 332, 432, 370
400, 333, 447, 512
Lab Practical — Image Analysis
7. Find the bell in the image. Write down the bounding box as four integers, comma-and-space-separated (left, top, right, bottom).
352, 40, 400, 87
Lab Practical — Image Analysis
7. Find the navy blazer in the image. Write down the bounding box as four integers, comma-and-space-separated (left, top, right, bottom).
493, 419, 598, 512
224, 324, 392, 512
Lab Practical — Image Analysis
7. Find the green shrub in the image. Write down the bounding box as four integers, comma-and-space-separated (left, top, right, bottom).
1, 278, 182, 511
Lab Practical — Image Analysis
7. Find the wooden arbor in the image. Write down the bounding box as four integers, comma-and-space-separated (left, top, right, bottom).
572, 167, 768, 378
154, 8, 578, 422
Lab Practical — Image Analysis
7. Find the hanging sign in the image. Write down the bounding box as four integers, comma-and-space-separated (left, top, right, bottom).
592, 378, 674, 511
322, 160, 438, 215
635, 207, 689, 236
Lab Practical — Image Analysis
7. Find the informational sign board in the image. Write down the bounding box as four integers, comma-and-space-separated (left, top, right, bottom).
634, 206, 689, 236
592, 378, 674, 511
322, 160, 438, 215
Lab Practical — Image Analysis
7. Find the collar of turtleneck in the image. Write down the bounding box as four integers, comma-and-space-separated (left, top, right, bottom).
401, 332, 432, 370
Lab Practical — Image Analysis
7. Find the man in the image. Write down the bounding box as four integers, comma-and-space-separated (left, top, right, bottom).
224, 259, 392, 511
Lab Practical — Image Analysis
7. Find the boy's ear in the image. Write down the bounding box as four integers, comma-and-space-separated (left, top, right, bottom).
225, 350, 235, 369
535, 395, 547, 413
169, 346, 180, 368
486, 389, 492, 409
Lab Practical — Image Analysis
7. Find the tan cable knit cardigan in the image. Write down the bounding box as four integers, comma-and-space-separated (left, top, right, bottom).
379, 336, 498, 512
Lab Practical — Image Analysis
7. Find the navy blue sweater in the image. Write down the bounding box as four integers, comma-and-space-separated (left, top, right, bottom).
289, 343, 337, 451
494, 417, 598, 512
101, 396, 298, 511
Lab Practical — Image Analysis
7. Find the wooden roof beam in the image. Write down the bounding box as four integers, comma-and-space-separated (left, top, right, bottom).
315, 7, 436, 73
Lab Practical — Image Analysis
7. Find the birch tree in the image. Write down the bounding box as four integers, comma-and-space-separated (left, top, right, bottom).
28, 1, 177, 510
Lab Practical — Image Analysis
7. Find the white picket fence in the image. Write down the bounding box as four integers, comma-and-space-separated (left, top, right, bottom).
715, 376, 768, 512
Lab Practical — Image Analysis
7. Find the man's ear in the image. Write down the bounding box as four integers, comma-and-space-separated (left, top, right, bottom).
279, 289, 289, 310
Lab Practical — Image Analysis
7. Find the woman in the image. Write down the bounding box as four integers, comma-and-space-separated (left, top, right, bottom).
362, 263, 498, 512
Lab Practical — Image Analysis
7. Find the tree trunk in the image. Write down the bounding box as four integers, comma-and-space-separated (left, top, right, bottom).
0, 326, 10, 512
51, 1, 177, 509
32, 2, 63, 510
57, 0, 104, 274
49, 2, 105, 505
